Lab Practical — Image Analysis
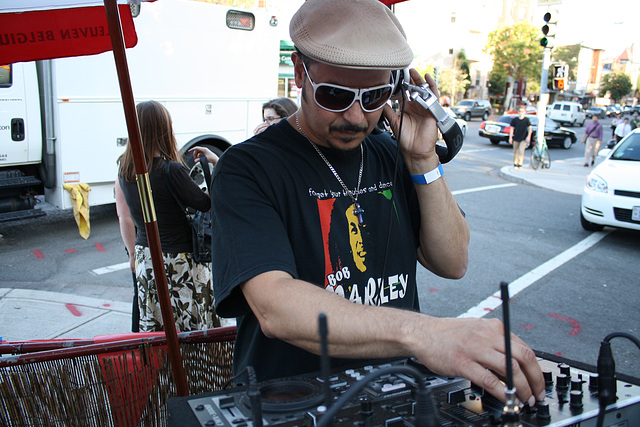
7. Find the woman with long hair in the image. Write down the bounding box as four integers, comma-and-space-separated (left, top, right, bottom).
115, 100, 220, 332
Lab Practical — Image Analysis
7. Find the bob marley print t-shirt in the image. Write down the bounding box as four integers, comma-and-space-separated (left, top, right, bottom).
211, 120, 422, 382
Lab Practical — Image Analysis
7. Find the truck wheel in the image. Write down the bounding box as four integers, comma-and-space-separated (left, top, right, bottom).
483, 111, 489, 121
464, 112, 471, 121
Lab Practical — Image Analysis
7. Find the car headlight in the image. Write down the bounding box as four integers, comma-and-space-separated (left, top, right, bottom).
586, 173, 608, 193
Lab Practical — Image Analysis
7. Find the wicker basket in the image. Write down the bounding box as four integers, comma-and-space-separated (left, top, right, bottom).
0, 326, 236, 426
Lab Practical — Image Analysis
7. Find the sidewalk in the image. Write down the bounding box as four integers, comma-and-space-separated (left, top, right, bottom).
0, 156, 593, 344
499, 156, 592, 196
0, 287, 131, 342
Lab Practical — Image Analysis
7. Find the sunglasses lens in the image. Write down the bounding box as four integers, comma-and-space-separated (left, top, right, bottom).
315, 85, 356, 111
361, 87, 393, 112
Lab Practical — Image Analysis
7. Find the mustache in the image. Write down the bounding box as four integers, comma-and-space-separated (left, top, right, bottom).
329, 123, 369, 133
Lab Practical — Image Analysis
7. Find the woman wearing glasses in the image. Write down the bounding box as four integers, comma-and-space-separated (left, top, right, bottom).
253, 97, 299, 135
205, 0, 545, 408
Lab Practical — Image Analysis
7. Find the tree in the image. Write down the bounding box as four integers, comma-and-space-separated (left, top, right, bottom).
412, 59, 468, 103
485, 22, 542, 111
600, 72, 632, 103
455, 50, 472, 97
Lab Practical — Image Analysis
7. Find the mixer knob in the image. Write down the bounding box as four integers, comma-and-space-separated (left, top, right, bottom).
556, 374, 570, 390
536, 401, 551, 421
589, 374, 599, 390
559, 364, 571, 377
571, 379, 583, 391
543, 371, 553, 386
570, 390, 584, 411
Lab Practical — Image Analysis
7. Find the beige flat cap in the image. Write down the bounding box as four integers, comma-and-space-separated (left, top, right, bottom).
289, 0, 413, 70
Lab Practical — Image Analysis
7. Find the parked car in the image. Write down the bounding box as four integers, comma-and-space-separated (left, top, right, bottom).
450, 99, 492, 121
478, 114, 577, 149
547, 101, 586, 127
580, 129, 640, 231
585, 107, 606, 119
606, 105, 621, 117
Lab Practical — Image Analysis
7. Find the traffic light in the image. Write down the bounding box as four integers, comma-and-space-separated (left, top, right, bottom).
552, 64, 567, 91
540, 12, 556, 49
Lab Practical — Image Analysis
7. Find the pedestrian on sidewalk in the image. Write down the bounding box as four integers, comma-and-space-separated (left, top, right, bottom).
610, 113, 623, 139
582, 114, 603, 167
614, 117, 632, 143
508, 107, 532, 169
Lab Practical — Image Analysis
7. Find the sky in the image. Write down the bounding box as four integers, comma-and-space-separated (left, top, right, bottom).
268, 0, 639, 59
540, 0, 639, 56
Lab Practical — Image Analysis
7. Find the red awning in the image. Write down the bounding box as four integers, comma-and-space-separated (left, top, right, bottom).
0, 1, 137, 64
379, 0, 410, 5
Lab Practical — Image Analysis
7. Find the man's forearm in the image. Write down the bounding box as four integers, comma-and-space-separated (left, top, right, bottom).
242, 271, 420, 359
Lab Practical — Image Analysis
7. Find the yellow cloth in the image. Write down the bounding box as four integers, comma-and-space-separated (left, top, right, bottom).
63, 183, 91, 239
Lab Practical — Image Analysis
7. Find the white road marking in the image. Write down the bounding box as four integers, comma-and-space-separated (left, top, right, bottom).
453, 183, 517, 195
458, 231, 612, 318
92, 262, 129, 275
462, 148, 501, 153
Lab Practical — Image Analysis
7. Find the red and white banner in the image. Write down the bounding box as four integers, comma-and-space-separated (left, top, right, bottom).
379, 0, 409, 5
0, 0, 137, 64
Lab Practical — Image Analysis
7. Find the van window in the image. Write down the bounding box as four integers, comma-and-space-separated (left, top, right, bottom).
563, 105, 570, 111
553, 104, 561, 110
0, 64, 12, 87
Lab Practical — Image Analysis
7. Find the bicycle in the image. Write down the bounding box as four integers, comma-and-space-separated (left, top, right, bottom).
530, 137, 551, 170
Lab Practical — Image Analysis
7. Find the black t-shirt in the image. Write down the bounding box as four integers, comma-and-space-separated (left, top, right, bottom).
510, 116, 532, 142
211, 120, 422, 382
119, 157, 210, 253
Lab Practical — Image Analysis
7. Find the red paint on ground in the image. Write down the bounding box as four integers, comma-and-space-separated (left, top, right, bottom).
34, 250, 44, 259
65, 248, 76, 253
95, 243, 105, 252
428, 289, 438, 293
549, 313, 581, 335
65, 303, 82, 317
523, 325, 533, 329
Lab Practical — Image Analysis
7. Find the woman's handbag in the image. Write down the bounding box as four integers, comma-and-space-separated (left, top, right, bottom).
163, 157, 212, 264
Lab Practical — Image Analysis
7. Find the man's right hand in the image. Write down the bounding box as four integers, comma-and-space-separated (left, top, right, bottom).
409, 316, 546, 407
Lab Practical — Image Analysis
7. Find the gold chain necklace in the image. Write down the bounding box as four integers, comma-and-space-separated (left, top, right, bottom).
295, 113, 365, 225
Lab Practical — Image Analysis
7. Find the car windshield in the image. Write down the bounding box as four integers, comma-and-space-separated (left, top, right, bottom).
457, 100, 473, 106
611, 133, 640, 161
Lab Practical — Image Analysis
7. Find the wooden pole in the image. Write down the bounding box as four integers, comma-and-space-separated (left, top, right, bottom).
102, 0, 188, 396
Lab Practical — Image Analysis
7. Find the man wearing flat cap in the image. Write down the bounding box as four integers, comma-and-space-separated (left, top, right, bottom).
204, 0, 545, 406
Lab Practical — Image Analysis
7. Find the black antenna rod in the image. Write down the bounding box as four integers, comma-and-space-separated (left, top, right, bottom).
500, 281, 521, 425
501, 281, 514, 390
319, 313, 331, 410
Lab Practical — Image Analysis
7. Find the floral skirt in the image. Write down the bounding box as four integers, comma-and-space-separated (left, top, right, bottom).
134, 245, 220, 332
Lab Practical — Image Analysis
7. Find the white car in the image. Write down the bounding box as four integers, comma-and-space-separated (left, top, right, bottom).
444, 107, 467, 138
581, 129, 640, 231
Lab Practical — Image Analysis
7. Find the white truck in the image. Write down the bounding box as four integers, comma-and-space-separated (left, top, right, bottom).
0, 0, 280, 221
